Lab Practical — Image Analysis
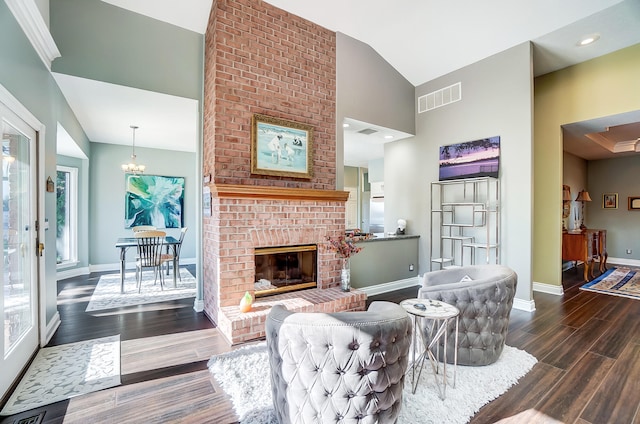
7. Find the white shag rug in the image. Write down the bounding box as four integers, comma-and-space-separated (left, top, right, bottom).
1, 335, 121, 416
86, 268, 196, 311
208, 343, 537, 424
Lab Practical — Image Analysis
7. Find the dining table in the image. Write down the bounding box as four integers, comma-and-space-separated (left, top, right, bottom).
115, 236, 180, 294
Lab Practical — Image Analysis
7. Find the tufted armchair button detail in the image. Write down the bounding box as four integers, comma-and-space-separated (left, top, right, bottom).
266, 301, 412, 424
419, 264, 517, 366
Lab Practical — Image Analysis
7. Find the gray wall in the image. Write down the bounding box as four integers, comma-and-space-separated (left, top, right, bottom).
336, 32, 415, 188
0, 0, 90, 326
586, 155, 640, 260
563, 151, 587, 231
49, 0, 204, 271
89, 143, 197, 266
350, 237, 419, 288
385, 43, 534, 304
57, 155, 90, 270
50, 0, 203, 100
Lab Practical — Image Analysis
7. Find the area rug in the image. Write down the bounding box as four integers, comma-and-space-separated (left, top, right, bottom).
580, 267, 640, 300
86, 268, 196, 311
208, 342, 537, 424
0, 335, 120, 416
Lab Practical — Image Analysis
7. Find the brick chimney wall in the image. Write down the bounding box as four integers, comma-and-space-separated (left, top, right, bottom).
202, 0, 345, 327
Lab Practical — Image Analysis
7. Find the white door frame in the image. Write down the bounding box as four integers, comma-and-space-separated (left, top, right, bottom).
0, 84, 52, 349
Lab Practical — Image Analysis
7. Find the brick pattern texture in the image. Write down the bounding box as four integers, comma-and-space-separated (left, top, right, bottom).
203, 0, 336, 189
202, 0, 350, 337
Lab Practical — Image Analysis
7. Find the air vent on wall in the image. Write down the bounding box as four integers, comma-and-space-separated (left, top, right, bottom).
357, 128, 378, 135
418, 82, 462, 113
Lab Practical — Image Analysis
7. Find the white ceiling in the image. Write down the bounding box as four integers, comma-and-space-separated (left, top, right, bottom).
53, 72, 198, 153
265, 0, 639, 85
53, 0, 640, 163
343, 118, 414, 168
563, 111, 640, 161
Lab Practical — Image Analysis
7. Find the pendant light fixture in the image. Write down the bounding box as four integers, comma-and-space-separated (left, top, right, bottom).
121, 125, 145, 173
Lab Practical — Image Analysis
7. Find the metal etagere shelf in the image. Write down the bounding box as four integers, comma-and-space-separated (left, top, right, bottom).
430, 177, 500, 270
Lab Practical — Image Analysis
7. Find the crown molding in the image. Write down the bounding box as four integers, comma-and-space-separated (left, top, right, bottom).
5, 0, 61, 71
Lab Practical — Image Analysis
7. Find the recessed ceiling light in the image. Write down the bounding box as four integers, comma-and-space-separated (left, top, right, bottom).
578, 34, 600, 46
343, 123, 350, 128
384, 135, 394, 139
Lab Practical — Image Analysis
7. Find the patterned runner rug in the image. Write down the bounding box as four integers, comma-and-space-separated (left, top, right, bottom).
0, 335, 120, 416
580, 267, 640, 300
85, 268, 196, 311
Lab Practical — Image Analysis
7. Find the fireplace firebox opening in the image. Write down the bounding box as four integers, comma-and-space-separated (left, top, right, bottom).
254, 244, 317, 297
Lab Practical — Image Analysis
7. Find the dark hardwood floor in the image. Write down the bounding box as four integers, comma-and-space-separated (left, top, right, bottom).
2, 263, 639, 423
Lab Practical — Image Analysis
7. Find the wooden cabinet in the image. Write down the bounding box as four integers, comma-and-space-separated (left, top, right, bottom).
562, 229, 608, 281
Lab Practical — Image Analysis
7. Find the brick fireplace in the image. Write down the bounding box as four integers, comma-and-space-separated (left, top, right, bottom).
202, 0, 367, 345
203, 186, 366, 344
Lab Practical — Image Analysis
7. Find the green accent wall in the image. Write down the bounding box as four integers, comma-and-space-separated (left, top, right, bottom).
50, 0, 203, 100
89, 143, 197, 265
533, 43, 640, 287
0, 0, 90, 326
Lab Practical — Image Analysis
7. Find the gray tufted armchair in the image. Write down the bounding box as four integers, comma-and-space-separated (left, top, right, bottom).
418, 264, 517, 366
265, 301, 412, 424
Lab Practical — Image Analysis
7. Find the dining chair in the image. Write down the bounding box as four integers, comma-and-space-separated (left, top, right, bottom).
166, 227, 188, 281
132, 225, 157, 232
134, 230, 172, 292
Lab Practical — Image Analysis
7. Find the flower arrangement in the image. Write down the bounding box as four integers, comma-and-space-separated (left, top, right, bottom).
326, 235, 362, 259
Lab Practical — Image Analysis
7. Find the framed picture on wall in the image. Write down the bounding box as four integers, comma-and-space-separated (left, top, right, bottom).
602, 193, 618, 209
251, 114, 313, 179
628, 196, 640, 210
125, 174, 185, 228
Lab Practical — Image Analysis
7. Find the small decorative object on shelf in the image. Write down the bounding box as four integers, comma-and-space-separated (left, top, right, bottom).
326, 235, 363, 292
239, 291, 253, 313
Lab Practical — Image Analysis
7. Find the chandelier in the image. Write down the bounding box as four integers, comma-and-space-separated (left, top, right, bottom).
121, 125, 145, 173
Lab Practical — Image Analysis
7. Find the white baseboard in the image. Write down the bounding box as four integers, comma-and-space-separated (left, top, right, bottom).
513, 297, 536, 312
89, 263, 122, 273
42, 311, 60, 346
533, 281, 564, 296
607, 257, 640, 267
357, 277, 420, 297
193, 299, 204, 312
56, 266, 90, 281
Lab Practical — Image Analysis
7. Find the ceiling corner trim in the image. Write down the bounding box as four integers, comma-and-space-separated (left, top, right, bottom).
5, 0, 61, 71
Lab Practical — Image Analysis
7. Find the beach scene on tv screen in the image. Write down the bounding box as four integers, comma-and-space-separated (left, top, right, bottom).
439, 136, 500, 181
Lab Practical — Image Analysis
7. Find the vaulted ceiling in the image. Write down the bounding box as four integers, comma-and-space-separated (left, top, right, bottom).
52, 0, 640, 164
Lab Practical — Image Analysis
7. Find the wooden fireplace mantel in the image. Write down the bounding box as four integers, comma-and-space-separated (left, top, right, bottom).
212, 183, 349, 202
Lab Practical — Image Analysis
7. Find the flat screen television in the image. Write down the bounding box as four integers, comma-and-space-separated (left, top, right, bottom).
438, 136, 500, 181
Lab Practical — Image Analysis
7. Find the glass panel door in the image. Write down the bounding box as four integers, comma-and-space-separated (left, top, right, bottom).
0, 102, 38, 399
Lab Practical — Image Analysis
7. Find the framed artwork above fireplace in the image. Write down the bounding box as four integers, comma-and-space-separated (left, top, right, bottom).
251, 113, 313, 179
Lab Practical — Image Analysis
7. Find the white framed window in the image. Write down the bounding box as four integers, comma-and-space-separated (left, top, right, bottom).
56, 165, 77, 267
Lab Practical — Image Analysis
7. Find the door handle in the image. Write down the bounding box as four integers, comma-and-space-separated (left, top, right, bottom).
38, 243, 44, 257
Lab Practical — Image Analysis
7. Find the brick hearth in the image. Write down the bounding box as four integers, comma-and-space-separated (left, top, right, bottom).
218, 287, 366, 345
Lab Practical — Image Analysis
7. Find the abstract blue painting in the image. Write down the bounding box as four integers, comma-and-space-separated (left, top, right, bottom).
125, 174, 184, 229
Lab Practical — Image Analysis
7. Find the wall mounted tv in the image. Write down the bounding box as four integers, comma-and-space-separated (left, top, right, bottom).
438, 136, 500, 181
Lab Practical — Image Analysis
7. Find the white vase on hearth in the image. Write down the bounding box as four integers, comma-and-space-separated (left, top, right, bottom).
340, 258, 351, 292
